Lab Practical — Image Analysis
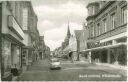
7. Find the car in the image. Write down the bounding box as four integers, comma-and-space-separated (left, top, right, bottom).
50, 58, 61, 70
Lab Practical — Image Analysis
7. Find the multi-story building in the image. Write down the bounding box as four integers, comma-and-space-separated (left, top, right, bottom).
84, 1, 127, 65
38, 36, 46, 60
75, 30, 82, 60
1, 1, 25, 80
44, 46, 50, 59
68, 34, 77, 60
79, 30, 88, 52
1, 1, 40, 81
21, 1, 40, 71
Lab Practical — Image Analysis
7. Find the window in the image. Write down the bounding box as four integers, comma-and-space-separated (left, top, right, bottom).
91, 26, 95, 37
90, 26, 93, 37
111, 13, 116, 29
97, 23, 100, 36
22, 8, 28, 30
6, 2, 12, 11
121, 6, 127, 24
103, 19, 107, 33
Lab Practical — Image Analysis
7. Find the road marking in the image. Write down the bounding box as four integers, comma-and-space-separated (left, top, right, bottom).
62, 67, 116, 71
61, 62, 88, 64
62, 67, 88, 70
25, 70, 50, 73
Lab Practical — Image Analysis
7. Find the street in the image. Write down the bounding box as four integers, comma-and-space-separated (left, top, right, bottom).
18, 59, 126, 81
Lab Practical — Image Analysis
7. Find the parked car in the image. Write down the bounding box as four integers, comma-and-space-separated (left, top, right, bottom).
50, 58, 61, 70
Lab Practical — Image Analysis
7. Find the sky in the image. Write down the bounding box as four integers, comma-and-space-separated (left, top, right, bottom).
31, 0, 95, 51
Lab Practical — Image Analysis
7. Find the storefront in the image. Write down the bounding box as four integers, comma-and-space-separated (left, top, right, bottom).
22, 46, 34, 71
1, 14, 25, 80
82, 43, 127, 66
2, 34, 24, 80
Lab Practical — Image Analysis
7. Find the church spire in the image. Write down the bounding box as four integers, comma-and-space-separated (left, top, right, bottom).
67, 21, 71, 38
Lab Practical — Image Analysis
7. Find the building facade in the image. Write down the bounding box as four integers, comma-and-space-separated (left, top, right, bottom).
21, 1, 40, 71
1, 1, 41, 81
68, 34, 77, 61
75, 30, 83, 60
44, 46, 50, 59
85, 1, 127, 65
1, 1, 25, 80
39, 36, 46, 60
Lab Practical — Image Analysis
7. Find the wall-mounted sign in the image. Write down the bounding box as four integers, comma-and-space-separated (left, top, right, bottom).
8, 15, 24, 40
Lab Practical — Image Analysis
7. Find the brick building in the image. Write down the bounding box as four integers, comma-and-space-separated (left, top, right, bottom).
84, 1, 127, 65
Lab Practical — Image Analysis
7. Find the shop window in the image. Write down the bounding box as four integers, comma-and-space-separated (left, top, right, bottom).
121, 6, 127, 25
116, 37, 127, 43
118, 45, 127, 65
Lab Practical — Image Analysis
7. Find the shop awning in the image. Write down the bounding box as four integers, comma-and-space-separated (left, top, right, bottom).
81, 43, 127, 52
22, 46, 35, 50
2, 34, 25, 46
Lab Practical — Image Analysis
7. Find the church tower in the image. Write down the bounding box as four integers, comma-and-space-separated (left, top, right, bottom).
66, 21, 71, 39
65, 21, 71, 42
62, 21, 71, 49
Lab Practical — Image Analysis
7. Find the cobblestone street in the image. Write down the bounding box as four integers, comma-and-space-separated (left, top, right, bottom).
18, 59, 127, 81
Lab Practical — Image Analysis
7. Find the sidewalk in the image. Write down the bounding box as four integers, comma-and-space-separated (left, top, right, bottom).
95, 63, 127, 70
14, 60, 43, 81
60, 60, 127, 77
95, 63, 127, 77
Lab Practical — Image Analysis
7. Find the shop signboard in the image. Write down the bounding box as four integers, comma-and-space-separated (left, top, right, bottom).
8, 15, 24, 40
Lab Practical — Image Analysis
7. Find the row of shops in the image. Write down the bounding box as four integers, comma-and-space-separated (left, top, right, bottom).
82, 43, 127, 65
0, 1, 47, 81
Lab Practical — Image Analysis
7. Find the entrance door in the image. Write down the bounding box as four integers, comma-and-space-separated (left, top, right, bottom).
39, 52, 42, 60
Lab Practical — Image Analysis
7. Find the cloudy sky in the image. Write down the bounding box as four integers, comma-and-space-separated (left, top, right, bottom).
31, 0, 95, 51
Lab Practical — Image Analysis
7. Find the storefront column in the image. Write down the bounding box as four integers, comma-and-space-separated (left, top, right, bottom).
107, 49, 111, 63
112, 40, 117, 45
88, 51, 92, 63
99, 51, 102, 63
